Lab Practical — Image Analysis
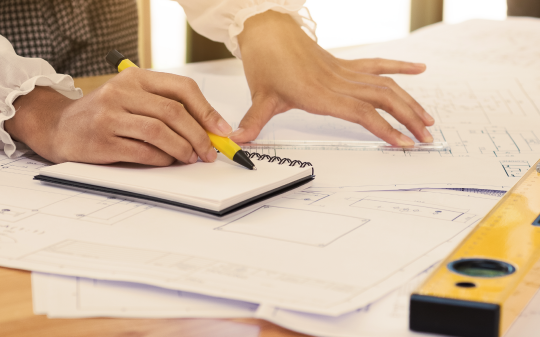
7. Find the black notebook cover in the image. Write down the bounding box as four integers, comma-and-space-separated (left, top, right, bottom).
34, 174, 315, 217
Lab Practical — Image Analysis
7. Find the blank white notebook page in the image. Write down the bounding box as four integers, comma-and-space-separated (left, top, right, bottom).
38, 153, 313, 211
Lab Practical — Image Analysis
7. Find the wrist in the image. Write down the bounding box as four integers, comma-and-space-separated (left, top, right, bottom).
5, 87, 72, 153
238, 10, 303, 53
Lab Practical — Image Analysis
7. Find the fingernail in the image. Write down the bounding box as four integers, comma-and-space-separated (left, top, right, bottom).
217, 119, 232, 135
422, 128, 434, 143
414, 63, 426, 69
229, 128, 244, 139
188, 151, 198, 164
206, 148, 217, 162
423, 111, 435, 124
398, 134, 415, 146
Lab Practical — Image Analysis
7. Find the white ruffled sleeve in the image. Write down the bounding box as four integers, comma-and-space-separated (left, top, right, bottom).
0, 35, 82, 158
177, 0, 317, 58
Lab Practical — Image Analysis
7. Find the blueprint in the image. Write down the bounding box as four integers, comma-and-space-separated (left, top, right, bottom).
0, 158, 504, 315
258, 265, 540, 337
261, 149, 539, 190
30, 189, 500, 319
36, 260, 540, 337
31, 184, 539, 336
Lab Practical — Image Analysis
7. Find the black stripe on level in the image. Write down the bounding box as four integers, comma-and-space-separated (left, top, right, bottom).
532, 213, 540, 227
410, 294, 500, 337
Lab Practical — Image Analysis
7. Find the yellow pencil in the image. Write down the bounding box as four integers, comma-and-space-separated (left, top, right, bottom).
105, 49, 256, 170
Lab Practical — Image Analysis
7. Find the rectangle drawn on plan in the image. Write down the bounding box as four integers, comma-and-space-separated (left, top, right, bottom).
500, 160, 530, 177
350, 197, 473, 222
215, 206, 370, 247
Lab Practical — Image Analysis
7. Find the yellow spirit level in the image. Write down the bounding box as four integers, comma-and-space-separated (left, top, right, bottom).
410, 159, 540, 337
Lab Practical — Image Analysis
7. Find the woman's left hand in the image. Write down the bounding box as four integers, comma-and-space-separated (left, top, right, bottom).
231, 10, 434, 146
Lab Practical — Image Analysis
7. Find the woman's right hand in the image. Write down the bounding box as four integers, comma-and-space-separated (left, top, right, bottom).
5, 68, 232, 166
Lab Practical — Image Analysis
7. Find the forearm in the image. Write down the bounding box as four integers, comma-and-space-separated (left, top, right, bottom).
175, 0, 314, 58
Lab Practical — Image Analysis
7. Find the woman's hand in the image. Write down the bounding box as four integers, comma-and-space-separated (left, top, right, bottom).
5, 68, 232, 166
232, 11, 434, 146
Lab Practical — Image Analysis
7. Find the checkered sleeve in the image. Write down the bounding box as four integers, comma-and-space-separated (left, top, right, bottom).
177, 0, 317, 59
0, 35, 83, 158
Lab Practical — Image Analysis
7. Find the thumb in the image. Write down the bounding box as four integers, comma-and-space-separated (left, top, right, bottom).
229, 95, 279, 143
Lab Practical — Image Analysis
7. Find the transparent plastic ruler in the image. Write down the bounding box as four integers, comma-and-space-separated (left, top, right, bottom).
240, 140, 449, 152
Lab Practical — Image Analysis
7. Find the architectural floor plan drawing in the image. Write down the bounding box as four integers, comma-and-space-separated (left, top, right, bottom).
396, 77, 540, 126
272, 149, 538, 190
0, 155, 153, 225
0, 168, 504, 315
429, 125, 540, 157
32, 188, 538, 334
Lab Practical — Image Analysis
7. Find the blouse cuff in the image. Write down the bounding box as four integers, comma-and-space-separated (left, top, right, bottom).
227, 3, 317, 59
0, 74, 83, 158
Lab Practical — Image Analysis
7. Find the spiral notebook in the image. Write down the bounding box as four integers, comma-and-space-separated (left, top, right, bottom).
33, 152, 315, 217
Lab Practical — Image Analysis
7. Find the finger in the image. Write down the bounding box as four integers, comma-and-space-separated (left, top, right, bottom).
111, 138, 176, 166
338, 70, 434, 126
335, 80, 433, 142
122, 92, 217, 163
340, 58, 426, 75
312, 91, 415, 147
229, 94, 281, 143
112, 114, 198, 164
121, 68, 233, 136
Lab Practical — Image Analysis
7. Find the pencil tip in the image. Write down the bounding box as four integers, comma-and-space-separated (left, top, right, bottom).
252, 166, 257, 171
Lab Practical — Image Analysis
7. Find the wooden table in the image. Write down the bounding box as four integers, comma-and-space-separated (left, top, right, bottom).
0, 74, 309, 337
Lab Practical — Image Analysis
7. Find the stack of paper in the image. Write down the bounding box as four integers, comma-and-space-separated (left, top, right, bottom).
1, 17, 539, 336
31, 189, 540, 336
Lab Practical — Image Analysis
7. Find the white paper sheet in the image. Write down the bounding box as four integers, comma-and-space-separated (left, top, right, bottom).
33, 184, 540, 336
334, 18, 540, 78
33, 272, 258, 318
267, 149, 539, 190
31, 272, 48, 315
37, 265, 540, 337
0, 159, 503, 316
258, 265, 540, 337
30, 189, 501, 320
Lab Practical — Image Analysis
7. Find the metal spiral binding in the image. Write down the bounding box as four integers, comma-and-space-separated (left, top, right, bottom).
243, 151, 312, 168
